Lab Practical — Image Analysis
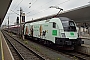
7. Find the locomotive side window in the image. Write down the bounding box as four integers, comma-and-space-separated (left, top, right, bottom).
53, 22, 56, 28
69, 21, 75, 26
69, 21, 76, 31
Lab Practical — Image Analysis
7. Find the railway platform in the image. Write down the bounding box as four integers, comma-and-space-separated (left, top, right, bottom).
74, 33, 90, 56
0, 30, 14, 60
80, 33, 90, 39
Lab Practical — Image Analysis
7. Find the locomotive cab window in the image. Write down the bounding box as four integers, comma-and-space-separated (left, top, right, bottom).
53, 22, 56, 28
61, 18, 76, 32
69, 21, 75, 26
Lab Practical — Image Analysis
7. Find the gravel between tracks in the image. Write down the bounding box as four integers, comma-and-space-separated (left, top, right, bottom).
5, 38, 22, 60
11, 35, 74, 60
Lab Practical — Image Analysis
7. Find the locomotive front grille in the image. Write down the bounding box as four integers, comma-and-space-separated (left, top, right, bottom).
55, 37, 82, 46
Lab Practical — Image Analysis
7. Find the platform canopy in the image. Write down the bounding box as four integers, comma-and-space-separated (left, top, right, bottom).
60, 4, 90, 23
0, 0, 12, 26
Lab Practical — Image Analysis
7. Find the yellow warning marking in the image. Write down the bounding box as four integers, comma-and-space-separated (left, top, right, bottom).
0, 31, 14, 60
0, 31, 4, 60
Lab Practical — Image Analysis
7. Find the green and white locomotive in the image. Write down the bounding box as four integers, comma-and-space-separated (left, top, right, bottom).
24, 17, 84, 50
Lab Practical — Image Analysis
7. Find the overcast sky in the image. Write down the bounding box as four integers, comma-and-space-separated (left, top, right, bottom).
2, 0, 90, 25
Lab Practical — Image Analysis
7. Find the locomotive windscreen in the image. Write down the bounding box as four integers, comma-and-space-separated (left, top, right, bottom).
60, 17, 77, 32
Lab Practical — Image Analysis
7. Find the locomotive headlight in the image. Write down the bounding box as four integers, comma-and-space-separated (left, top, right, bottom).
61, 33, 66, 38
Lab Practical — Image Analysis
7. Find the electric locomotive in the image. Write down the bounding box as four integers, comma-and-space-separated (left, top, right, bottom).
24, 17, 84, 50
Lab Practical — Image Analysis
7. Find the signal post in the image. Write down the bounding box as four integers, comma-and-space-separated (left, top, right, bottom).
20, 7, 25, 40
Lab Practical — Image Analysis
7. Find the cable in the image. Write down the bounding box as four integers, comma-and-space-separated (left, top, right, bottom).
31, 0, 37, 6
11, 10, 19, 16
26, 0, 54, 14
24, 0, 38, 13
23, 0, 34, 10
57, 0, 71, 5
13, 0, 24, 11
27, 0, 71, 17
5, 0, 19, 18
27, 8, 49, 17
11, 0, 18, 9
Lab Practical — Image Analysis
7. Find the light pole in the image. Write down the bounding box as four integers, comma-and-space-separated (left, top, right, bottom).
16, 7, 24, 39
19, 7, 26, 40
49, 6, 63, 16
20, 7, 23, 39
8, 17, 9, 30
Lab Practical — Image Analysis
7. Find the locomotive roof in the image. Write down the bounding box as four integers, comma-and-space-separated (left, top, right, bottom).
59, 17, 72, 21
25, 16, 73, 24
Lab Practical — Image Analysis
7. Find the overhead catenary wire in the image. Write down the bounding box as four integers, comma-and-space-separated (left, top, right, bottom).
5, 0, 71, 24
30, 0, 37, 6
23, 0, 38, 13
11, 0, 18, 10
28, 0, 38, 9
5, 0, 18, 16
7, 0, 24, 22
27, 0, 71, 17
11, 10, 19, 16
57, 0, 71, 5
26, 0, 54, 14
13, 0, 24, 11
23, 0, 34, 10
27, 8, 50, 17
5, 0, 22, 19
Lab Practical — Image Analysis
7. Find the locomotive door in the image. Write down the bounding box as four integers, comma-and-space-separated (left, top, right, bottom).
30, 25, 33, 37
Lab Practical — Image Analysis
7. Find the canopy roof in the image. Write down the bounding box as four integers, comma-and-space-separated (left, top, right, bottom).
0, 0, 12, 26
26, 4, 90, 26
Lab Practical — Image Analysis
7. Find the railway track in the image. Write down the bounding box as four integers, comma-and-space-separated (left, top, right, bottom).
46, 43, 90, 60
61, 50, 90, 60
3, 30, 90, 60
29, 38, 90, 60
24, 35, 90, 60
2, 30, 45, 60
22, 36, 90, 60
4, 34, 23, 60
